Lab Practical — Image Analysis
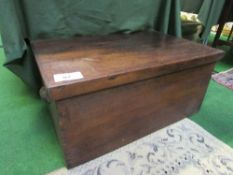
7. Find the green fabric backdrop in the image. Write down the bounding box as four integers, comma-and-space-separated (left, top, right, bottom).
0, 0, 182, 88
0, 0, 225, 88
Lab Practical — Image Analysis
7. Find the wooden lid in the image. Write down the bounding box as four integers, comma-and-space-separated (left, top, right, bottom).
32, 32, 224, 101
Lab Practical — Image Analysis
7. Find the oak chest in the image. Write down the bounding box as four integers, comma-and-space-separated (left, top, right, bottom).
32, 32, 224, 168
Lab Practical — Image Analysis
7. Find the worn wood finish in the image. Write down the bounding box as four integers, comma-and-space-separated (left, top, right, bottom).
32, 32, 224, 168
53, 63, 214, 168
32, 32, 223, 101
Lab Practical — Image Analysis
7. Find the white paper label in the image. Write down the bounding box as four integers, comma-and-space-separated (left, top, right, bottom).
53, 71, 84, 82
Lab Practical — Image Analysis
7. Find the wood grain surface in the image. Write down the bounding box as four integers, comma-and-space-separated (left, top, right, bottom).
32, 32, 223, 100
32, 32, 224, 168
52, 63, 214, 168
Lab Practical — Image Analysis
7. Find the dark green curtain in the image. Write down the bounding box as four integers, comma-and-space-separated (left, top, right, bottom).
198, 0, 226, 41
0, 0, 181, 89
0, 0, 225, 88
181, 0, 226, 41
0, 0, 225, 89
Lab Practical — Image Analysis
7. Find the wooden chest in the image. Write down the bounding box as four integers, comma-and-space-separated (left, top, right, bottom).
32, 32, 223, 168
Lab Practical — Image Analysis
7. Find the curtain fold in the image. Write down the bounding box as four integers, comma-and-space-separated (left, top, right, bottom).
180, 0, 225, 41
198, 0, 225, 41
0, 0, 182, 89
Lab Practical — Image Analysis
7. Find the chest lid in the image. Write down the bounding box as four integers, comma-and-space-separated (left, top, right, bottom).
32, 32, 223, 101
